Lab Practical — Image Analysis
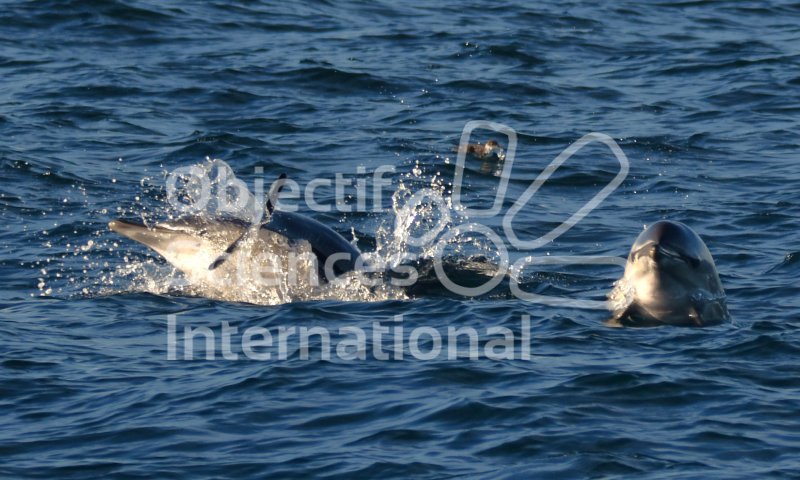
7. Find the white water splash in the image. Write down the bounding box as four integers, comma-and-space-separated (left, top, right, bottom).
37, 158, 507, 305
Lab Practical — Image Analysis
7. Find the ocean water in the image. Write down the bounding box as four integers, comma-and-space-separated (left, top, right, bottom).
2, 0, 800, 478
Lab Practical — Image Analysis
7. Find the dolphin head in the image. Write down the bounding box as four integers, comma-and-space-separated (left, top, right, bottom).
109, 217, 250, 285
608, 220, 729, 327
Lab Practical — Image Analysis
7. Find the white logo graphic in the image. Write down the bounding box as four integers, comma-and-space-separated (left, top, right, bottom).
446, 122, 630, 307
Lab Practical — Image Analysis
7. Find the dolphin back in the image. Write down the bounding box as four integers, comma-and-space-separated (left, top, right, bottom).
265, 211, 361, 280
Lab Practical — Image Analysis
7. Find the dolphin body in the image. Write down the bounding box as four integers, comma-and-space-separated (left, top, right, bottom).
607, 220, 730, 327
109, 210, 361, 300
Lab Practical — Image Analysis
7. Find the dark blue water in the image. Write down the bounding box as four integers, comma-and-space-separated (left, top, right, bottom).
2, 1, 800, 478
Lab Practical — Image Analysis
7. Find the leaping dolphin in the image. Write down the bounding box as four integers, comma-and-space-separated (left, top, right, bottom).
109, 209, 361, 294
607, 220, 730, 327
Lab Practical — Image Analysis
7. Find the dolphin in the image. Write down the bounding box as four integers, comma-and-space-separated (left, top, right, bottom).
109, 210, 361, 295
607, 220, 730, 327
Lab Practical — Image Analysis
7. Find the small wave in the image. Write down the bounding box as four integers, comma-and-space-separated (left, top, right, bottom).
276, 66, 394, 95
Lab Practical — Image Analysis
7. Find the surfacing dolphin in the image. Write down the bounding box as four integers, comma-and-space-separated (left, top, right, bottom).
109, 209, 361, 294
607, 220, 730, 327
